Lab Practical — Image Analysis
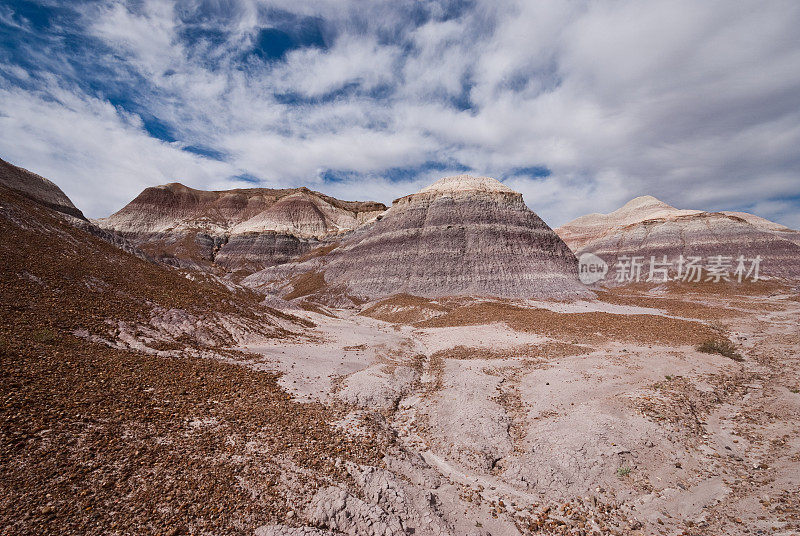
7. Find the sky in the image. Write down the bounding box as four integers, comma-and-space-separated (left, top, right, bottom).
1, 0, 799, 228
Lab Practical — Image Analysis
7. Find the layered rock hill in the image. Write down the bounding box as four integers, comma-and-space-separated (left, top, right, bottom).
0, 157, 153, 259
0, 157, 86, 220
97, 183, 386, 272
247, 175, 590, 300
556, 195, 800, 280
0, 161, 302, 345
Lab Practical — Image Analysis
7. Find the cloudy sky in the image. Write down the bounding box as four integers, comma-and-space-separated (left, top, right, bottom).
1, 0, 799, 227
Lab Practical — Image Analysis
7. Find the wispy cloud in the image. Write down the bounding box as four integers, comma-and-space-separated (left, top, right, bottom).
0, 0, 799, 228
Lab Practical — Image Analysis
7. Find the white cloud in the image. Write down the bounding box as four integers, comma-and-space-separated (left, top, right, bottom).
0, 0, 798, 228
0, 83, 235, 217
272, 36, 401, 97
88, 0, 177, 78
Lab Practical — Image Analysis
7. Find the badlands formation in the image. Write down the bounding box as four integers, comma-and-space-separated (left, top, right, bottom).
97, 182, 385, 272
0, 157, 86, 220
322, 176, 588, 299
557, 196, 800, 279
2, 160, 800, 536
245, 176, 589, 302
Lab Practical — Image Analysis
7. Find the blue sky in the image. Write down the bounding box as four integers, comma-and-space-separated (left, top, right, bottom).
1, 0, 799, 227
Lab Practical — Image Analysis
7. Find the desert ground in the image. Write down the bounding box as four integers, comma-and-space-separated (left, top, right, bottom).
231, 284, 800, 536
2, 169, 799, 536
7, 279, 800, 536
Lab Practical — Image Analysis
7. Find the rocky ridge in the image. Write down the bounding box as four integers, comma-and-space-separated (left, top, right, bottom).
0, 157, 152, 260
96, 182, 386, 272
556, 196, 800, 281
0, 157, 86, 220
246, 175, 589, 301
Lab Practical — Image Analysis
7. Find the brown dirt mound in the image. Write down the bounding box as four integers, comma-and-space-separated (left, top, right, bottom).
595, 290, 743, 320
297, 299, 338, 318
296, 242, 339, 262
0, 186, 280, 343
1, 182, 323, 357
360, 294, 450, 324
283, 271, 328, 301
429, 342, 591, 361
417, 301, 719, 346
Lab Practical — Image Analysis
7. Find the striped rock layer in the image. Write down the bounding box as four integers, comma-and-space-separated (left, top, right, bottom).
556, 196, 800, 280
0, 158, 86, 220
319, 175, 589, 299
96, 183, 386, 272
